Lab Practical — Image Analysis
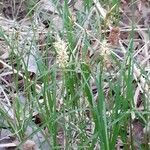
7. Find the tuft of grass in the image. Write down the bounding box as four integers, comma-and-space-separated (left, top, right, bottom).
0, 0, 150, 149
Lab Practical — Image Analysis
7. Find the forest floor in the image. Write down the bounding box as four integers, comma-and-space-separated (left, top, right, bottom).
0, 0, 150, 149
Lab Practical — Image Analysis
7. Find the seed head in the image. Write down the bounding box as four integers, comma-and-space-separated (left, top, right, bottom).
100, 40, 112, 69
100, 40, 110, 60
54, 37, 69, 68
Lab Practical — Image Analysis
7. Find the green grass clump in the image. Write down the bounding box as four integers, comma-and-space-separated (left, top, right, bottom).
0, 0, 150, 149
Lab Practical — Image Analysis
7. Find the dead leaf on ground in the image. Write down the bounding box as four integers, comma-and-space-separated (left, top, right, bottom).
108, 27, 120, 46
132, 119, 144, 149
23, 140, 36, 150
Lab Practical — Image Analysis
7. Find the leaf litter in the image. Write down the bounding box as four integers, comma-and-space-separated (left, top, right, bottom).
0, 0, 150, 149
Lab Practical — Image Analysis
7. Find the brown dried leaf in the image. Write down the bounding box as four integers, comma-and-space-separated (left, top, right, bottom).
23, 140, 36, 150
108, 27, 120, 46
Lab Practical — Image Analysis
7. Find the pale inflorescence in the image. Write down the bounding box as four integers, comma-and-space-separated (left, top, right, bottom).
54, 37, 69, 68
100, 40, 110, 61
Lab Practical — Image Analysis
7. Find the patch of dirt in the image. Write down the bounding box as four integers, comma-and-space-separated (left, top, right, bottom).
1, 0, 27, 21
